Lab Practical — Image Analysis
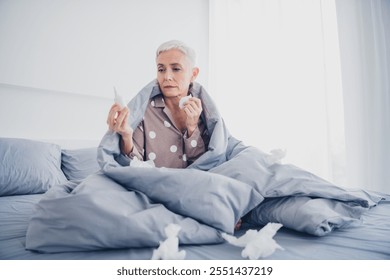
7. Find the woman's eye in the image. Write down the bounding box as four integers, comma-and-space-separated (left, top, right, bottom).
173, 68, 181, 72
158, 68, 165, 72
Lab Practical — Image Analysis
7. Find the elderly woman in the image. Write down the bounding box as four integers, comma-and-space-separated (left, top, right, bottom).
107, 40, 209, 168
107, 40, 242, 230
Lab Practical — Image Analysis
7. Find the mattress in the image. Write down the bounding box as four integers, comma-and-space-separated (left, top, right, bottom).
1, 193, 389, 260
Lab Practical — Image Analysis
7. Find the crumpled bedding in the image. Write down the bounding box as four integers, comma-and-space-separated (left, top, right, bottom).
25, 80, 387, 253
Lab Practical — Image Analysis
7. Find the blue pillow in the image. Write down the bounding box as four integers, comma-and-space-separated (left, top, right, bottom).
0, 138, 68, 196
61, 148, 100, 181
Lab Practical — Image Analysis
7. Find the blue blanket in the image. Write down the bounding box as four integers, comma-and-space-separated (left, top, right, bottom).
25, 81, 387, 253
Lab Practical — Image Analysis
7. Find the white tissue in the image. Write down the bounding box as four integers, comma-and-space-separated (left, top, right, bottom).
114, 86, 126, 107
151, 223, 186, 260
265, 149, 286, 165
179, 94, 192, 109
130, 157, 155, 168
221, 223, 284, 260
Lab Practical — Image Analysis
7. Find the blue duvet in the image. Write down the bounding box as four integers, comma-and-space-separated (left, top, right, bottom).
25, 81, 387, 253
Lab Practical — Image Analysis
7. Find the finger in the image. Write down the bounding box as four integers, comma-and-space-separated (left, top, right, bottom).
107, 104, 121, 126
184, 108, 199, 123
114, 108, 128, 130
183, 106, 195, 117
189, 97, 202, 109
107, 110, 117, 130
183, 107, 193, 117
109, 103, 122, 115
119, 110, 129, 130
185, 102, 201, 117
192, 97, 202, 104
187, 99, 202, 113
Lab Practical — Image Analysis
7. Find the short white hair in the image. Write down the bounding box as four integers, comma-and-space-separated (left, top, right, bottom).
156, 40, 197, 67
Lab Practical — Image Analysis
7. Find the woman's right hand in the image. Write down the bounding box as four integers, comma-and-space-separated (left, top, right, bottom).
106, 104, 134, 154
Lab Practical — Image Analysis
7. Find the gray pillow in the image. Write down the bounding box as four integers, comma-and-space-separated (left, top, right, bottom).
61, 148, 100, 181
0, 138, 68, 196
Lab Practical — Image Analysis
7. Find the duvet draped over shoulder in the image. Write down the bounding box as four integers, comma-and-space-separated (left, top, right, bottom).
25, 80, 387, 253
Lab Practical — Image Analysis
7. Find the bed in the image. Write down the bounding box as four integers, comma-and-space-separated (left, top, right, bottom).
0, 82, 390, 260
1, 136, 389, 260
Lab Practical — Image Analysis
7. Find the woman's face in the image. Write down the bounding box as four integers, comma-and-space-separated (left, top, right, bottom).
156, 49, 199, 99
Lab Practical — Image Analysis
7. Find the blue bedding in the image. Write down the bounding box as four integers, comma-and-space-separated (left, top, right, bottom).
1, 194, 389, 259
24, 80, 388, 254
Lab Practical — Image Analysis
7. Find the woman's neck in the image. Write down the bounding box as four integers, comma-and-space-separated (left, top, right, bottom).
163, 95, 181, 113
163, 95, 188, 133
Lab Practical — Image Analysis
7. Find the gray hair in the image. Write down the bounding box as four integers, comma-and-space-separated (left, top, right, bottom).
156, 40, 197, 67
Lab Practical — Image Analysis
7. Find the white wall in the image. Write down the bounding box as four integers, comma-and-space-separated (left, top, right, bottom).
0, 0, 209, 144
0, 84, 111, 148
0, 0, 209, 97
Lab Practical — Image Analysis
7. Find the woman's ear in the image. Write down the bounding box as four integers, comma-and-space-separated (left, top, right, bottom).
191, 67, 200, 82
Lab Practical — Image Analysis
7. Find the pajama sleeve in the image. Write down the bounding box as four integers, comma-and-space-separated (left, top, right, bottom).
128, 122, 145, 161
115, 122, 145, 166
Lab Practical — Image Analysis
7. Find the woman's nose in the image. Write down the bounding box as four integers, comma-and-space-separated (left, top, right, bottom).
164, 70, 173, 81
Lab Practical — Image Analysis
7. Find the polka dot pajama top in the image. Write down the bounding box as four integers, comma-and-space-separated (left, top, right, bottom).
128, 94, 210, 168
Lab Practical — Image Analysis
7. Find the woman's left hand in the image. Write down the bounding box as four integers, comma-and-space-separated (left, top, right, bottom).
183, 97, 202, 136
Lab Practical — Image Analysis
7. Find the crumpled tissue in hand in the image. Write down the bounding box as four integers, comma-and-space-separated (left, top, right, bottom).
179, 94, 192, 109
151, 223, 186, 260
221, 223, 284, 260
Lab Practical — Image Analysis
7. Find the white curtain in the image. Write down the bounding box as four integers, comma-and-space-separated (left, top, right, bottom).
209, 0, 346, 185
335, 0, 390, 193
209, 0, 390, 193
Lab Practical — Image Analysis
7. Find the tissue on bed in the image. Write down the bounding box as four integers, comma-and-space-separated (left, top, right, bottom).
265, 149, 286, 165
151, 223, 186, 260
222, 223, 283, 260
129, 157, 155, 168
